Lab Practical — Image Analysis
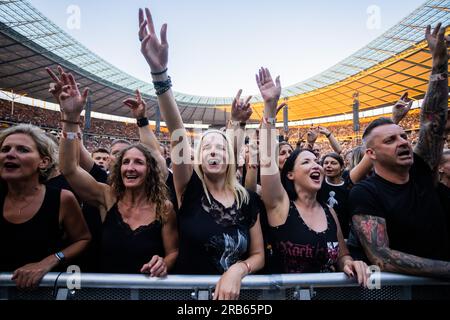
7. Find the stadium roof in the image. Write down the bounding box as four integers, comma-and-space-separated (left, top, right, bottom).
0, 0, 449, 125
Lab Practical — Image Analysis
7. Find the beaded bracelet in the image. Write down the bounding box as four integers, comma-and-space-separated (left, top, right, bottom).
153, 76, 172, 96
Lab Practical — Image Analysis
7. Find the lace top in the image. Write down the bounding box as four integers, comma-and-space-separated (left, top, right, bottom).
175, 172, 260, 274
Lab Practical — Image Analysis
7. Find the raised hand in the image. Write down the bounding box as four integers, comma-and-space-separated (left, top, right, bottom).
123, 89, 147, 119
231, 89, 253, 122
46, 66, 66, 104
139, 8, 168, 73
256, 67, 282, 117
426, 23, 449, 67
307, 128, 319, 144
392, 92, 413, 125
59, 71, 89, 119
318, 126, 331, 137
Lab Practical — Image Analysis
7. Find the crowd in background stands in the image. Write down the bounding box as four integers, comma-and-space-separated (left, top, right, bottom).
1, 98, 423, 154
0, 99, 169, 151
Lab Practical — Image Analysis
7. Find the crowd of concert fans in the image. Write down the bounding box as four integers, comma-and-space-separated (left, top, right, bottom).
0, 8, 449, 300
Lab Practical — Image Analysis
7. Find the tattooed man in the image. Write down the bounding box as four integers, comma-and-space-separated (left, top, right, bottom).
350, 24, 450, 279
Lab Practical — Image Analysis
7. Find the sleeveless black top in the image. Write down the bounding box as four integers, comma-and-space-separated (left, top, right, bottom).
0, 186, 62, 271
265, 202, 340, 274
99, 204, 165, 273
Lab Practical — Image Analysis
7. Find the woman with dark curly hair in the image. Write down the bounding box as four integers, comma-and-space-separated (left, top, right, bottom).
57, 69, 178, 275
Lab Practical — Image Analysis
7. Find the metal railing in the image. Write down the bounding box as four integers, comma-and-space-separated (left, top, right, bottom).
1, 272, 449, 300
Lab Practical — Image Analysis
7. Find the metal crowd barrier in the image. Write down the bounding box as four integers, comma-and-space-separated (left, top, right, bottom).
1, 272, 449, 300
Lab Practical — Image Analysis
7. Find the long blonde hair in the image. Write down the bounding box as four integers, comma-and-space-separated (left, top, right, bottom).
194, 130, 249, 208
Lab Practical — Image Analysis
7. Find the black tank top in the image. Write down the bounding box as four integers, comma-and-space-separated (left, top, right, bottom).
0, 186, 62, 271
266, 202, 340, 274
100, 204, 165, 273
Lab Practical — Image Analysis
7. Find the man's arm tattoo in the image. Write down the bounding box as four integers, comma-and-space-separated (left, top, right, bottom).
353, 215, 450, 278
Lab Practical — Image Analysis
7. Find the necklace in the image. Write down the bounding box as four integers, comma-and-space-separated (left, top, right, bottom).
11, 186, 41, 215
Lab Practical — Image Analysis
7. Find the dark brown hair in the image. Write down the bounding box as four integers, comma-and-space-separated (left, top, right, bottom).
108, 144, 170, 223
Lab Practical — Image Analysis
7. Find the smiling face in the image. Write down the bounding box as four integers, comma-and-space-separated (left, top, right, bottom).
120, 147, 148, 189
366, 124, 413, 169
199, 132, 229, 178
0, 133, 49, 182
287, 150, 324, 193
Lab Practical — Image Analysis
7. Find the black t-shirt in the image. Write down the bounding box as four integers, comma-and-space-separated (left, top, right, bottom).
349, 153, 450, 261
438, 183, 450, 248
46, 174, 74, 195
265, 203, 340, 274
174, 172, 259, 275
317, 175, 353, 238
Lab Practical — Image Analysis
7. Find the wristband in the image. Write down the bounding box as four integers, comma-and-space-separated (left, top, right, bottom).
60, 119, 81, 125
151, 68, 168, 76
137, 117, 149, 128
55, 251, 65, 262
229, 120, 246, 128
430, 73, 448, 82
62, 131, 81, 140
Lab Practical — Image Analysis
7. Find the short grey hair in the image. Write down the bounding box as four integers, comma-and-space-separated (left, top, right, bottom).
0, 124, 58, 182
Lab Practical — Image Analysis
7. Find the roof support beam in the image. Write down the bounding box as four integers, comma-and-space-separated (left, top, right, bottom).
1, 62, 55, 78
98, 93, 131, 114
0, 52, 42, 65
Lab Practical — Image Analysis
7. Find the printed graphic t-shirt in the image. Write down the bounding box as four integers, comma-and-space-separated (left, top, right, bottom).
174, 172, 259, 275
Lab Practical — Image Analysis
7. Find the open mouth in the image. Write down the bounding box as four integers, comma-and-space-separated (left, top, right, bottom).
3, 162, 20, 169
310, 172, 321, 182
207, 159, 220, 166
398, 150, 411, 158
124, 174, 138, 180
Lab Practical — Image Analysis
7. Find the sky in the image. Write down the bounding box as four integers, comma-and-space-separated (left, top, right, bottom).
28, 0, 426, 97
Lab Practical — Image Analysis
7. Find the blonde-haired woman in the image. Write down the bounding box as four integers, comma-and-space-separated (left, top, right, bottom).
137, 7, 264, 300
0, 124, 90, 288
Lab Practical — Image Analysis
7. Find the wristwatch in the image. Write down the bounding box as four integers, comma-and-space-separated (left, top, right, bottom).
55, 251, 66, 263
137, 117, 149, 128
